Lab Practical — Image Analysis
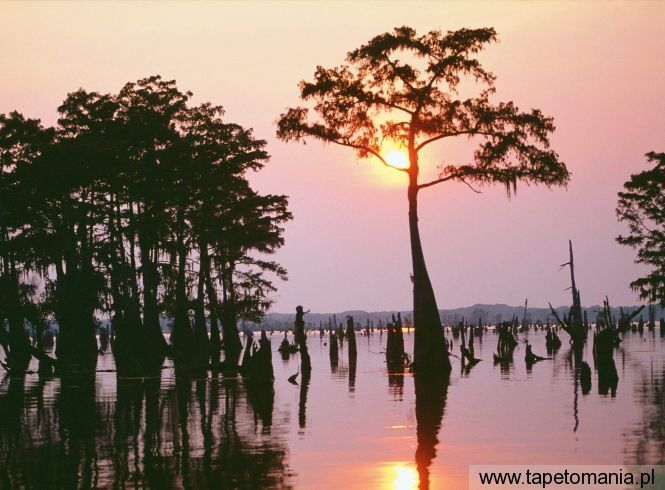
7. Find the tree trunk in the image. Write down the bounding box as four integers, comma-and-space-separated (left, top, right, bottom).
137, 204, 168, 357
143, 245, 167, 352
0, 214, 31, 373
54, 263, 98, 372
346, 316, 357, 358
171, 211, 194, 360
2, 268, 31, 373
193, 250, 210, 362
408, 164, 451, 373
200, 243, 222, 356
220, 261, 242, 364
567, 240, 586, 342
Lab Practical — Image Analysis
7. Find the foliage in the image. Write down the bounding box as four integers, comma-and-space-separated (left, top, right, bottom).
616, 152, 665, 305
277, 26, 569, 194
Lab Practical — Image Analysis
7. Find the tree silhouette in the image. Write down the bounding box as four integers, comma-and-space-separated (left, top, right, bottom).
0, 76, 291, 375
277, 26, 569, 372
616, 151, 665, 305
0, 112, 53, 372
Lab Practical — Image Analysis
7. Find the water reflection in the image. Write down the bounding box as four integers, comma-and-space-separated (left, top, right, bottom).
414, 372, 449, 489
598, 358, 619, 397
391, 464, 418, 489
0, 369, 292, 489
566, 344, 585, 432
0, 329, 663, 488
625, 357, 665, 465
388, 370, 405, 401
299, 374, 309, 430
349, 356, 357, 394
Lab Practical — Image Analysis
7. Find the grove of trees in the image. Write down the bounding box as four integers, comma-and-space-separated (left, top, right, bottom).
0, 76, 291, 376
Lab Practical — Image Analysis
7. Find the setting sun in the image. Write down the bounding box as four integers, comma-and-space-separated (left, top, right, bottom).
384, 149, 409, 169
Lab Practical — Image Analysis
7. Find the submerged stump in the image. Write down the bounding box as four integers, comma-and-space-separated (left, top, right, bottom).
295, 306, 312, 377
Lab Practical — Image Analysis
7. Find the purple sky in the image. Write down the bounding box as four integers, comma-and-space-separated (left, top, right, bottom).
2, 1, 664, 312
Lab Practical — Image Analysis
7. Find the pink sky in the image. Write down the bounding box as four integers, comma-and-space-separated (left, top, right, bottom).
1, 1, 664, 312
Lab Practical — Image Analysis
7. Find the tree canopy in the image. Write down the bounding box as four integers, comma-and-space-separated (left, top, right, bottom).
277, 26, 569, 194
616, 152, 665, 305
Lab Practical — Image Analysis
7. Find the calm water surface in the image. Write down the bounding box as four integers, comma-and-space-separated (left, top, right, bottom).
1, 327, 664, 489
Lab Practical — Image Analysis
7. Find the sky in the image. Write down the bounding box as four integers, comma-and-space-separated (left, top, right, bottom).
1, 1, 664, 313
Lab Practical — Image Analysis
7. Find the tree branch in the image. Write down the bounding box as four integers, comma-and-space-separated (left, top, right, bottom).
417, 173, 459, 190
417, 171, 482, 193
329, 139, 409, 173
383, 53, 417, 94
415, 131, 463, 152
374, 97, 414, 116
415, 127, 490, 152
460, 177, 482, 194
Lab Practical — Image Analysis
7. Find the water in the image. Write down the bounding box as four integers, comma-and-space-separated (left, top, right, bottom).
0, 327, 663, 489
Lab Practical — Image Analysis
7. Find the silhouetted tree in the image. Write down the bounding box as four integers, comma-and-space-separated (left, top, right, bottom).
616, 151, 665, 305
0, 76, 291, 375
0, 112, 53, 372
277, 26, 569, 372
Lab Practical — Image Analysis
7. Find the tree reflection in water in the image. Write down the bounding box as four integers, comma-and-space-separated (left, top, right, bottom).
626, 364, 665, 465
414, 372, 449, 490
0, 371, 292, 489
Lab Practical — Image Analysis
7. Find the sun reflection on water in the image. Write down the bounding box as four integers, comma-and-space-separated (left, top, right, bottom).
390, 464, 418, 490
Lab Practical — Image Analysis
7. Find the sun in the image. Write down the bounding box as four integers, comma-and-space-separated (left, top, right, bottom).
365, 143, 410, 187
384, 149, 409, 170
384, 149, 409, 169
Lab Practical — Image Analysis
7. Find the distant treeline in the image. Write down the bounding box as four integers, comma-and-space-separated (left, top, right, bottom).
256, 304, 659, 330
0, 76, 291, 374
